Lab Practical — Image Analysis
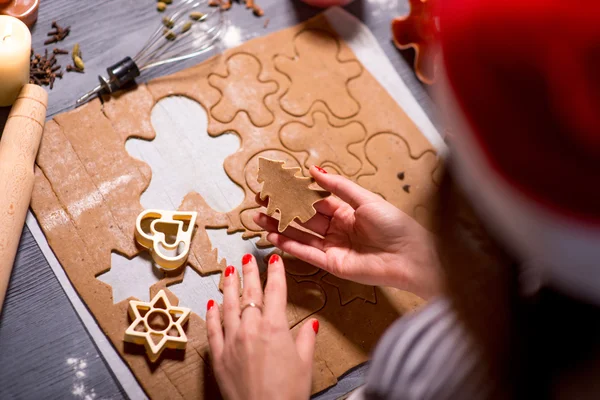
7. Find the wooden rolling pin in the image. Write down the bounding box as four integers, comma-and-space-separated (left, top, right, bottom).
0, 84, 48, 312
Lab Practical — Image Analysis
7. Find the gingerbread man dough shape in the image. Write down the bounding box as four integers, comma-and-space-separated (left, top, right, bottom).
357, 133, 438, 215
274, 29, 362, 118
208, 53, 278, 127
135, 209, 197, 270
280, 111, 366, 176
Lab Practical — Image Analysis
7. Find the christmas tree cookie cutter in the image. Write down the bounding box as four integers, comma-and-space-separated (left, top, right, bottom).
134, 209, 197, 270
124, 289, 191, 363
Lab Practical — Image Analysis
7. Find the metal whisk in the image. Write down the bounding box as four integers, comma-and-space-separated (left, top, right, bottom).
76, 0, 226, 106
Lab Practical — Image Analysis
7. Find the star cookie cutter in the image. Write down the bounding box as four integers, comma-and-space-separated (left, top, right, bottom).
135, 209, 197, 270
124, 289, 191, 363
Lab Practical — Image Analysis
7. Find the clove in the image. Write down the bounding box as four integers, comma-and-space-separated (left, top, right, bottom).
66, 64, 85, 73
212, 0, 265, 17
44, 21, 71, 45
29, 49, 64, 89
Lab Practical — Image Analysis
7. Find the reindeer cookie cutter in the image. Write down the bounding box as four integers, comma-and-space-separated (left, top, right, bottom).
134, 209, 197, 270
124, 289, 191, 362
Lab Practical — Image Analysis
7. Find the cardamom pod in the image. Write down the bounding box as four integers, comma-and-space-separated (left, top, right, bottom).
73, 55, 85, 71
163, 29, 177, 41
189, 11, 205, 21
72, 42, 80, 58
157, 2, 167, 12
181, 21, 193, 33
162, 16, 174, 28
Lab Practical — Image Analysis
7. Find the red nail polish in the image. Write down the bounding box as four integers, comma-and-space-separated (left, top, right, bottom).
207, 299, 215, 311
242, 254, 252, 265
312, 320, 319, 334
314, 166, 327, 174
225, 265, 235, 277
269, 254, 280, 264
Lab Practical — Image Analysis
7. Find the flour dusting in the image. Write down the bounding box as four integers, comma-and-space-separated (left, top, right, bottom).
66, 356, 96, 399
223, 25, 243, 48
73, 383, 86, 396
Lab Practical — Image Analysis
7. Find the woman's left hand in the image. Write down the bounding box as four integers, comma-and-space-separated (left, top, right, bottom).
206, 254, 319, 400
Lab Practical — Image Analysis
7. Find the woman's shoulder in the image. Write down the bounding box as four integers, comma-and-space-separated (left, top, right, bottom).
364, 297, 492, 400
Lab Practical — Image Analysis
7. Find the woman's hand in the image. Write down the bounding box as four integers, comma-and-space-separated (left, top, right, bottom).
254, 167, 442, 300
206, 254, 318, 400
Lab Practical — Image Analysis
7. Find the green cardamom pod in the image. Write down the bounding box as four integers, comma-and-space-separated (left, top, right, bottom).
163, 29, 177, 41
181, 21, 193, 33
73, 55, 85, 71
162, 16, 174, 28
189, 11, 205, 21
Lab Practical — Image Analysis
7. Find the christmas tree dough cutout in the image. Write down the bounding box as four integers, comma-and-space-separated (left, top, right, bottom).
257, 157, 330, 232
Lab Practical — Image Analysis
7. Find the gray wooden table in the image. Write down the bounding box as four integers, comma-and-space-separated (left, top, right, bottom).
0, 0, 435, 398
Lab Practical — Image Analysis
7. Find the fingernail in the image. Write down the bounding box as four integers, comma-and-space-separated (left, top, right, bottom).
314, 166, 327, 174
207, 299, 215, 311
225, 265, 235, 277
312, 319, 319, 334
242, 254, 252, 265
269, 254, 280, 264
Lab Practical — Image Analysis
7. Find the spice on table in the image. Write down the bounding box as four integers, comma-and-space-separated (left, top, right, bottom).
252, 4, 263, 16
73, 55, 84, 70
44, 21, 70, 45
66, 64, 84, 73
29, 49, 64, 89
180, 21, 192, 34
53, 48, 69, 55
189, 11, 205, 21
162, 16, 174, 28
212, 0, 264, 17
71, 42, 85, 71
157, 2, 167, 12
163, 28, 177, 40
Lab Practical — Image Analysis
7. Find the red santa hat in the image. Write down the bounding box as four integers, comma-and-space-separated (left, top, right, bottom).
437, 0, 600, 301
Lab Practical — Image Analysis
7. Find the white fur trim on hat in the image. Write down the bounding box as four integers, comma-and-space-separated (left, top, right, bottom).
436, 63, 600, 305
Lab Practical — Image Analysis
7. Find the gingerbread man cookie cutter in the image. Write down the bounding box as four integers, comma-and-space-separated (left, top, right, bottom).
124, 289, 191, 362
134, 209, 197, 270
391, 0, 440, 84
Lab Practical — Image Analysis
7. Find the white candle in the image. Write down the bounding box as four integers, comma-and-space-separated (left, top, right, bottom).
0, 15, 31, 107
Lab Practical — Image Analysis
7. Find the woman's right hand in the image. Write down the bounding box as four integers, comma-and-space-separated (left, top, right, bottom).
254, 166, 442, 300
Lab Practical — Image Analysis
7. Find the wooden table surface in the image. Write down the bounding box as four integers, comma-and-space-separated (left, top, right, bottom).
0, 0, 436, 398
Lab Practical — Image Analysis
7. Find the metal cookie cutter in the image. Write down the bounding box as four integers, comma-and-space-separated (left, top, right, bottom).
135, 209, 198, 270
124, 289, 191, 362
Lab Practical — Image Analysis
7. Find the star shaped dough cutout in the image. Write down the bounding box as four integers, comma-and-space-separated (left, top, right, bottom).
124, 289, 191, 363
